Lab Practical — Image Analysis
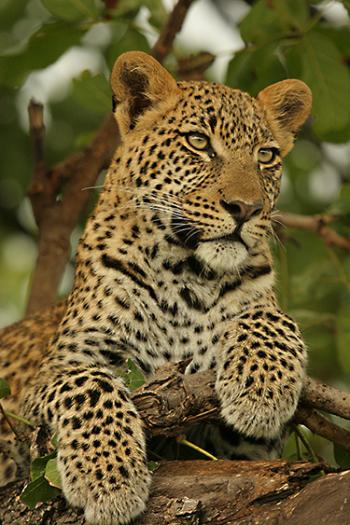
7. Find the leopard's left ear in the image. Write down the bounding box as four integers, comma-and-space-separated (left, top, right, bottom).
257, 79, 312, 156
111, 51, 180, 135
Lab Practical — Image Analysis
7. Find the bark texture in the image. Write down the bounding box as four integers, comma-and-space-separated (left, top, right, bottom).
1, 461, 349, 525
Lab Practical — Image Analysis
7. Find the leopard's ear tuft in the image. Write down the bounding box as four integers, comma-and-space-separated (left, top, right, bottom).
111, 51, 180, 135
257, 79, 312, 156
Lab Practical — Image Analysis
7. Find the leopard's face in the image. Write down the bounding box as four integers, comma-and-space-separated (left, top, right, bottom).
111, 52, 311, 274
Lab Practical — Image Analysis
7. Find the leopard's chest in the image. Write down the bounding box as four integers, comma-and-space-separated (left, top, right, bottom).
119, 277, 242, 373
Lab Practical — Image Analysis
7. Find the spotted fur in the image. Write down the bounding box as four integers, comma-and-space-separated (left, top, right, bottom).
0, 52, 312, 524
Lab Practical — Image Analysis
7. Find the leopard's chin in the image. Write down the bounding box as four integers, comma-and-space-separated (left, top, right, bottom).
195, 240, 249, 275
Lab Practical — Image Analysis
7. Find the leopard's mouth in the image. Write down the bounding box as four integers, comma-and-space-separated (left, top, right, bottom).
170, 212, 249, 251
200, 227, 250, 251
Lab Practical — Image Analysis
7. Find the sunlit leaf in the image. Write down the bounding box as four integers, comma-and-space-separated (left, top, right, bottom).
30, 451, 57, 481
122, 359, 145, 391
45, 457, 62, 489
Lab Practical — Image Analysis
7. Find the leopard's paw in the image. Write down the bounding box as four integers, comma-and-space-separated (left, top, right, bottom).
59, 450, 151, 525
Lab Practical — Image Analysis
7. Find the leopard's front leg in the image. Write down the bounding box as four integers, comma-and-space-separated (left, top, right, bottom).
25, 362, 151, 525
216, 299, 307, 439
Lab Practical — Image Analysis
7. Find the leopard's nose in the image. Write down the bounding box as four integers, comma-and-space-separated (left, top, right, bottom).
220, 199, 263, 223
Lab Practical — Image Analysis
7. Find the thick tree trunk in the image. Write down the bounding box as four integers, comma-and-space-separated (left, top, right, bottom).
1, 460, 349, 525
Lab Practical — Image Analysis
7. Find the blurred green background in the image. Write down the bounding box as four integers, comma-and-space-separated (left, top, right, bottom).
0, 0, 349, 466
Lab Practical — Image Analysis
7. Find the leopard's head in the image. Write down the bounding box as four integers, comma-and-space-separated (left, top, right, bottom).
110, 51, 312, 274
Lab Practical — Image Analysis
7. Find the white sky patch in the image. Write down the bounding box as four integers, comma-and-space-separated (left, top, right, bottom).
174, 0, 244, 80
309, 162, 341, 202
17, 46, 104, 129
316, 0, 349, 26
322, 142, 350, 171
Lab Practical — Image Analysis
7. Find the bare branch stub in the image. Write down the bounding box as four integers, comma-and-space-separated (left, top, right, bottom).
302, 376, 350, 420
27, 99, 49, 226
152, 0, 195, 63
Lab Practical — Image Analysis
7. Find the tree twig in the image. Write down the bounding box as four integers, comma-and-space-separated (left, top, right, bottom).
277, 211, 350, 251
295, 407, 350, 453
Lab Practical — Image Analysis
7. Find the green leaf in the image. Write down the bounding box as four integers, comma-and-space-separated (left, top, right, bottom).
0, 378, 10, 399
239, 0, 308, 45
334, 443, 350, 468
41, 0, 102, 21
45, 457, 62, 489
30, 451, 57, 481
21, 475, 61, 509
240, 0, 282, 44
226, 43, 286, 95
341, 0, 350, 16
0, 21, 85, 87
317, 27, 350, 59
141, 0, 167, 29
0, 0, 28, 31
71, 71, 111, 114
328, 185, 350, 215
286, 30, 350, 140
336, 301, 350, 375
122, 359, 145, 391
147, 460, 159, 472
105, 24, 150, 69
109, 0, 141, 19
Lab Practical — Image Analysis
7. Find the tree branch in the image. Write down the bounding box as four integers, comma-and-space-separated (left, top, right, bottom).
2, 460, 350, 525
126, 363, 350, 454
26, 0, 194, 315
26, 115, 119, 315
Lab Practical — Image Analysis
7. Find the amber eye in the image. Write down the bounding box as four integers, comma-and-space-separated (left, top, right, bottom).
186, 133, 210, 151
258, 147, 279, 164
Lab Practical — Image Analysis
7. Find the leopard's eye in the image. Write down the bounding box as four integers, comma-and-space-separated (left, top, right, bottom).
257, 147, 279, 164
186, 133, 210, 151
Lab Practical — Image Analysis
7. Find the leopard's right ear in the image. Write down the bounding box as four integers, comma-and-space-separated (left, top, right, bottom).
111, 51, 180, 135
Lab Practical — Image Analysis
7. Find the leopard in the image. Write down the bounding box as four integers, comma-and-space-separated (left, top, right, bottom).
0, 51, 312, 525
